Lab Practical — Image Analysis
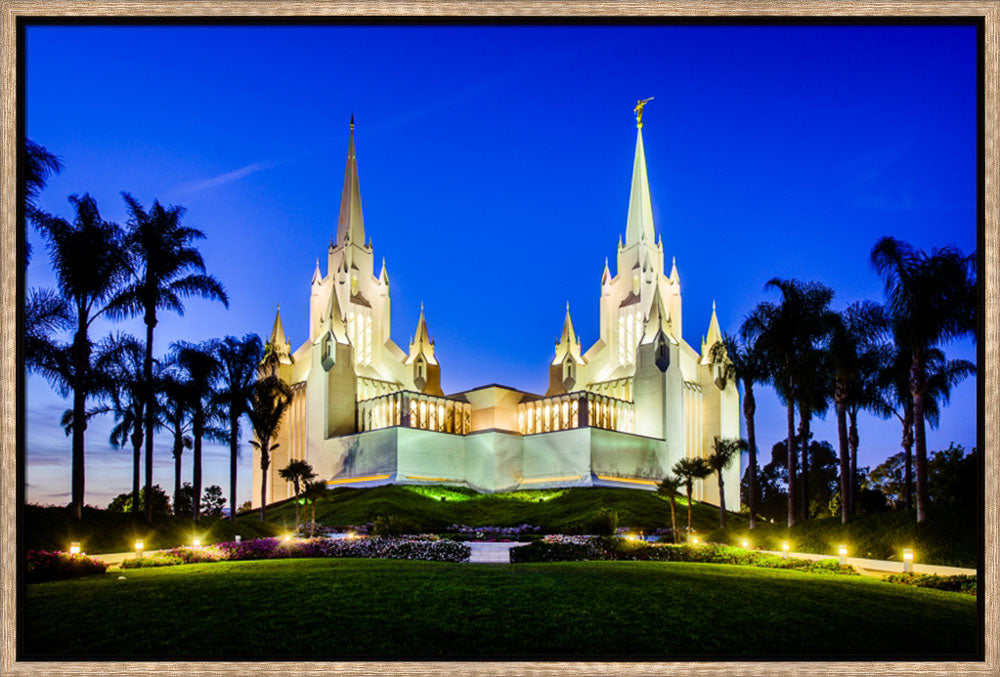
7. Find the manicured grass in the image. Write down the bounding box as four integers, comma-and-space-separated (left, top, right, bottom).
24, 558, 977, 659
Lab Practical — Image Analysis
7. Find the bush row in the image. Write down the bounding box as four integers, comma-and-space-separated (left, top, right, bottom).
884, 572, 977, 596
26, 550, 108, 583
510, 537, 858, 576
117, 537, 472, 569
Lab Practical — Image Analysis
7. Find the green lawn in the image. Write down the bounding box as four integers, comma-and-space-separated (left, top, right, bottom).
23, 558, 978, 659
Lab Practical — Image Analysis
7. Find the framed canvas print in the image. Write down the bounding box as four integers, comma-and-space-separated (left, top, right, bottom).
2, 2, 996, 675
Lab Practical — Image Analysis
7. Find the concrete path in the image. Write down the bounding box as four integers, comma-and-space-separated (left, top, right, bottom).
758, 549, 976, 577
468, 541, 529, 564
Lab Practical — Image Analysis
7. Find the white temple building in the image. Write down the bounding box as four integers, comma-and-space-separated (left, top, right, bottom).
252, 107, 740, 510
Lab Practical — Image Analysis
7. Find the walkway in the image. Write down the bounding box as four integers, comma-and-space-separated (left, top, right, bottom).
758, 549, 976, 577
467, 541, 529, 564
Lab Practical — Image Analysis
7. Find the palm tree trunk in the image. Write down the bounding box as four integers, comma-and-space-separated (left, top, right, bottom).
143, 315, 155, 524
686, 482, 694, 533
310, 503, 316, 538
131, 412, 142, 515
193, 411, 203, 521
260, 444, 270, 522
785, 374, 797, 528
903, 405, 914, 512
229, 414, 239, 521
717, 472, 727, 529
744, 381, 758, 530
799, 407, 811, 521
669, 497, 677, 543
910, 349, 928, 523
173, 435, 182, 516
848, 410, 859, 516
70, 318, 90, 520
835, 395, 850, 524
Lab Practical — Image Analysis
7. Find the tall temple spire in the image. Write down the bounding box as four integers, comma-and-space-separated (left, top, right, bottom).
624, 102, 656, 249
407, 302, 437, 365
270, 303, 289, 348
336, 115, 365, 247
701, 300, 724, 362
553, 302, 583, 365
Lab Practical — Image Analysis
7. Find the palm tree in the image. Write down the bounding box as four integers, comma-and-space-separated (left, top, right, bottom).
158, 365, 193, 514
656, 474, 682, 543
25, 288, 71, 373
94, 334, 148, 515
827, 301, 888, 522
110, 194, 229, 522
300, 480, 328, 538
23, 139, 63, 265
248, 375, 294, 522
278, 460, 316, 534
712, 332, 767, 529
871, 237, 976, 522
213, 334, 264, 521
743, 278, 834, 528
32, 194, 129, 519
169, 340, 223, 521
706, 437, 747, 528
672, 457, 712, 534
878, 343, 974, 512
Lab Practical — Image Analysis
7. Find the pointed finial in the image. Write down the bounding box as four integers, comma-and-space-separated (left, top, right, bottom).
350, 113, 355, 130
618, 233, 623, 249
712, 299, 716, 311
277, 302, 280, 311
566, 300, 570, 312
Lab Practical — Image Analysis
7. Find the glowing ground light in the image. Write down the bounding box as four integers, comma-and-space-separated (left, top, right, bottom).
903, 548, 914, 573
781, 542, 790, 558
838, 545, 848, 565
690, 536, 699, 544
284, 535, 292, 542
741, 539, 749, 549
134, 540, 144, 557
193, 538, 201, 548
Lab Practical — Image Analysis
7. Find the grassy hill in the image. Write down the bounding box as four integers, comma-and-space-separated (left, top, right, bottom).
24, 484, 978, 567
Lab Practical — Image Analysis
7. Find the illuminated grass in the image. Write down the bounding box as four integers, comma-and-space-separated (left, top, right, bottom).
23, 558, 977, 659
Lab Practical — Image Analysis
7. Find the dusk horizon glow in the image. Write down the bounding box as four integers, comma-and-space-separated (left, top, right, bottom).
24, 24, 978, 509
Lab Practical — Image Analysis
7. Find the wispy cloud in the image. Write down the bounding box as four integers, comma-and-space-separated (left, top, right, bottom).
170, 160, 276, 196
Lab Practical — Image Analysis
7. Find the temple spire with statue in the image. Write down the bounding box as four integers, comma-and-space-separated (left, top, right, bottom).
254, 106, 739, 511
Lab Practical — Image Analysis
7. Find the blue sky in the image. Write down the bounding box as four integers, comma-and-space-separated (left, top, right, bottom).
24, 24, 978, 509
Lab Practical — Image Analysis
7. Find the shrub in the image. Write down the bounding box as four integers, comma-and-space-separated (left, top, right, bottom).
510, 538, 858, 576
120, 554, 183, 569
885, 573, 977, 596
166, 546, 227, 564
371, 515, 418, 538
26, 550, 107, 583
588, 509, 619, 536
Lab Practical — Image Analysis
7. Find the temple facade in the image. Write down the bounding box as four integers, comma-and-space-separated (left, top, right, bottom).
252, 110, 740, 510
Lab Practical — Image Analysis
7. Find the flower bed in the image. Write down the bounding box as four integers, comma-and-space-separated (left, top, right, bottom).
885, 572, 977, 596
26, 550, 108, 583
510, 537, 857, 576
446, 524, 541, 541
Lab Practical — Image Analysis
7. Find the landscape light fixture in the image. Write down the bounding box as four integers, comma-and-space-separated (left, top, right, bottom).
781, 542, 790, 558
838, 545, 848, 566
690, 536, 699, 545
69, 542, 81, 555
285, 535, 292, 542
134, 540, 144, 558
903, 548, 914, 573
235, 535, 241, 542
193, 538, 201, 548
741, 539, 749, 549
